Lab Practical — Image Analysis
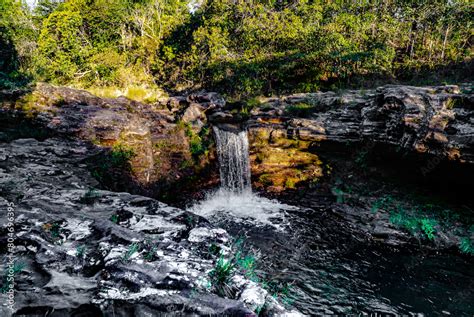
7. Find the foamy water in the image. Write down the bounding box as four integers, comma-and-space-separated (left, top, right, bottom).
189, 189, 298, 229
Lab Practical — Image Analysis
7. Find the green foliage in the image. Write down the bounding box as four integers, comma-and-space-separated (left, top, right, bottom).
35, 7, 87, 82
143, 239, 158, 262
123, 242, 140, 261
420, 218, 437, 240
76, 245, 87, 258
42, 222, 63, 241
208, 254, 235, 297
90, 143, 135, 184
183, 123, 212, 160
110, 214, 119, 224
459, 237, 474, 255
160, 0, 473, 96
285, 103, 315, 118
206, 237, 297, 310
3, 1, 472, 95
372, 196, 462, 241
110, 144, 135, 166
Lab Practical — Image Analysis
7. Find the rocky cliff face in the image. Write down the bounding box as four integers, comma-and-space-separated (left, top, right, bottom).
244, 84, 474, 191
249, 84, 473, 161
0, 83, 226, 203
1, 83, 472, 195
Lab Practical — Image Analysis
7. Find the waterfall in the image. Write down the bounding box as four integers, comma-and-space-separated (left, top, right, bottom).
213, 126, 251, 193
190, 126, 296, 229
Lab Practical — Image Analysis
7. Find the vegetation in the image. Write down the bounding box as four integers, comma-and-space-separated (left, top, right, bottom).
208, 254, 236, 297
183, 123, 212, 159
76, 245, 87, 258
89, 143, 135, 186
123, 242, 140, 262
206, 238, 296, 312
1, 0, 472, 97
459, 236, 474, 255
42, 221, 63, 242
252, 130, 323, 191
371, 195, 473, 250
285, 103, 315, 118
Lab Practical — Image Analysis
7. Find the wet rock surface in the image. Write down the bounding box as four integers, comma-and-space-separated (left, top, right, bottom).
0, 137, 291, 316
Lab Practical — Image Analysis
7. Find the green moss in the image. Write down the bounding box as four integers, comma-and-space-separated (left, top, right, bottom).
258, 174, 273, 186
284, 178, 297, 189
285, 103, 315, 117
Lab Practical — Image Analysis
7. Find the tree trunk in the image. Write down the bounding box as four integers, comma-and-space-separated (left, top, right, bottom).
441, 25, 450, 60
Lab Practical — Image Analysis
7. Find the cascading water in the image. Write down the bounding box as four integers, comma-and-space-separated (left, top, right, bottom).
190, 125, 296, 228
213, 126, 252, 193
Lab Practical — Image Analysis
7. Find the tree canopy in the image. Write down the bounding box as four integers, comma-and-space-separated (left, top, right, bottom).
1, 0, 473, 96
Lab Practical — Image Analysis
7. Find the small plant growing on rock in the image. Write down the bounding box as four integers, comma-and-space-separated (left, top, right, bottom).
420, 218, 437, 240
209, 254, 235, 297
285, 103, 314, 118
89, 143, 136, 185
123, 242, 140, 262
144, 246, 158, 261
110, 144, 135, 166
459, 237, 474, 255
76, 245, 87, 258
142, 239, 160, 262
110, 214, 119, 223
43, 222, 64, 242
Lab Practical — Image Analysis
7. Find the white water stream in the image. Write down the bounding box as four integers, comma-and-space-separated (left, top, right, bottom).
190, 126, 296, 228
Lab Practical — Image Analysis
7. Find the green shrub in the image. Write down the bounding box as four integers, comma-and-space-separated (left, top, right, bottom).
110, 144, 135, 166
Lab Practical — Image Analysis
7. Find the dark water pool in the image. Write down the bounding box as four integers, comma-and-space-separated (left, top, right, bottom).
212, 207, 474, 316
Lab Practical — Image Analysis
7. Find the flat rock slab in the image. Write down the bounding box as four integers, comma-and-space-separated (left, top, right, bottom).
0, 137, 255, 316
